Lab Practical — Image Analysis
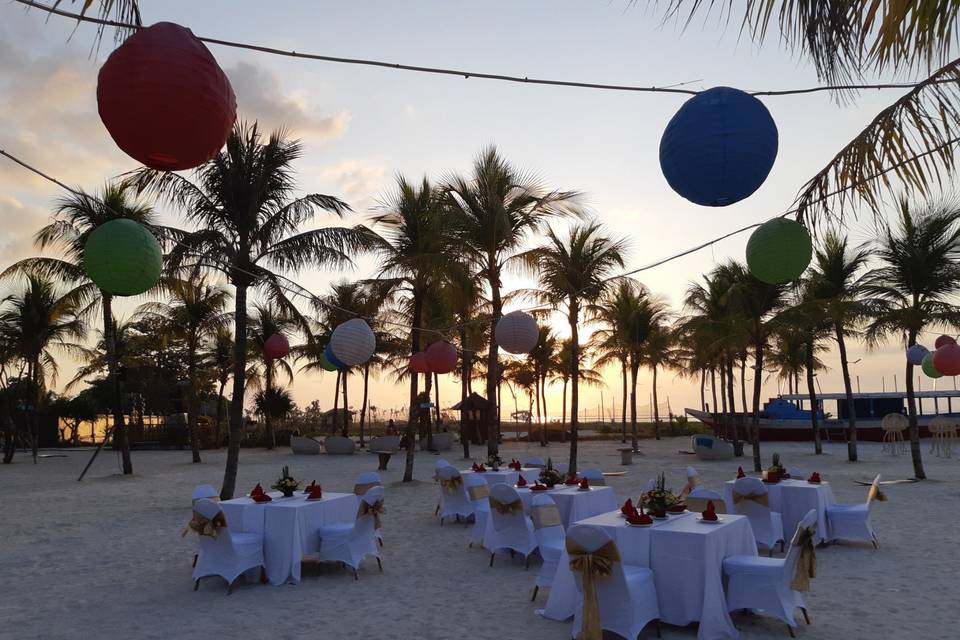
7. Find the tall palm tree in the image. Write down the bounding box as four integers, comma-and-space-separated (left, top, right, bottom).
521, 221, 626, 474
130, 122, 372, 499
808, 231, 872, 461
864, 199, 960, 480
0, 275, 86, 461
208, 327, 233, 447
528, 325, 558, 446
2, 183, 161, 474
591, 281, 635, 443
246, 304, 297, 450
135, 274, 230, 462
641, 323, 678, 440
445, 146, 578, 457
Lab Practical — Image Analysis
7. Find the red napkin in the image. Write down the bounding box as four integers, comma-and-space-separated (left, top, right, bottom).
531, 483, 547, 491
307, 484, 322, 500
808, 472, 821, 483
565, 474, 578, 486
626, 505, 652, 525
579, 477, 589, 489
736, 466, 745, 479
516, 474, 527, 487
303, 480, 317, 494
621, 498, 634, 515
477, 464, 487, 472
253, 493, 272, 503
702, 500, 718, 521
251, 482, 264, 497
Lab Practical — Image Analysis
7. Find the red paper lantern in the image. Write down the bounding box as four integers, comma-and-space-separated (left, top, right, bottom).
934, 334, 956, 350
409, 352, 431, 374
425, 341, 458, 374
264, 334, 289, 360
933, 343, 960, 376
97, 22, 237, 171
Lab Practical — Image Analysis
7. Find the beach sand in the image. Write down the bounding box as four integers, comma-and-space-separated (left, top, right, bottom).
2, 437, 957, 640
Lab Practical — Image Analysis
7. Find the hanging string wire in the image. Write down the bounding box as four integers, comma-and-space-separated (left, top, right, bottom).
12, 0, 960, 99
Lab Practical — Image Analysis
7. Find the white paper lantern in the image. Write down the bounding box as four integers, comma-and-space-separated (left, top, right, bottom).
495, 311, 539, 354
330, 318, 376, 366
906, 344, 929, 366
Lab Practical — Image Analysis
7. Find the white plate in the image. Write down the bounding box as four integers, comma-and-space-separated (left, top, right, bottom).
577, 487, 592, 492
697, 516, 723, 524
626, 521, 653, 528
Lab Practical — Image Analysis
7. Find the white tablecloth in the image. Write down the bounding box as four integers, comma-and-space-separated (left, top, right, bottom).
484, 485, 617, 548
220, 492, 357, 585
543, 511, 757, 640
723, 479, 835, 543
461, 468, 541, 486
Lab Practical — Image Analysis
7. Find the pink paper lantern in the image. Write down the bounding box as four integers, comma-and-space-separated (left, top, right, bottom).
263, 334, 289, 360
934, 334, 956, 350
933, 343, 960, 376
425, 341, 458, 374
409, 352, 431, 374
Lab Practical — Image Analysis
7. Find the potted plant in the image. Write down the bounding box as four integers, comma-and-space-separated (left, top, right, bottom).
485, 453, 503, 471
643, 473, 680, 518
538, 458, 562, 488
766, 452, 786, 482
272, 466, 300, 498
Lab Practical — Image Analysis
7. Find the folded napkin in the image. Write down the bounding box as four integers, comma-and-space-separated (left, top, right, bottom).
477, 464, 487, 472
626, 506, 652, 525
579, 477, 589, 489
702, 500, 718, 521
253, 493, 272, 503
307, 485, 322, 500
516, 474, 527, 487
471, 463, 479, 472
303, 480, 317, 494
736, 466, 746, 479
621, 498, 634, 515
531, 483, 548, 491
807, 472, 822, 483
564, 474, 578, 486
251, 482, 264, 497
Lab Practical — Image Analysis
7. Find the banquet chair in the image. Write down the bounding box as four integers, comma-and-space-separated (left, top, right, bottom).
189, 485, 220, 567
881, 413, 907, 455
580, 468, 605, 485
485, 484, 537, 566
685, 487, 727, 514
192, 499, 264, 594
464, 473, 491, 548
437, 466, 473, 525
825, 474, 882, 548
316, 486, 385, 579
530, 493, 565, 601
355, 472, 384, 545
680, 466, 699, 497
732, 477, 785, 555
433, 459, 451, 515
722, 509, 818, 637
566, 524, 661, 640
525, 456, 546, 468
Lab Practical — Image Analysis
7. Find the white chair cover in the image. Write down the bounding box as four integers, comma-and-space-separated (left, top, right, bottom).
192, 499, 264, 588
531, 493, 565, 592
354, 471, 381, 495
317, 487, 384, 574
723, 509, 818, 629
484, 484, 537, 560
641, 478, 656, 494
437, 466, 473, 523
686, 487, 728, 514
787, 466, 802, 478
826, 474, 881, 547
192, 484, 219, 503
580, 468, 605, 486
464, 473, 491, 546
433, 459, 450, 480
525, 456, 546, 468
566, 524, 660, 640
555, 462, 569, 475
731, 477, 785, 551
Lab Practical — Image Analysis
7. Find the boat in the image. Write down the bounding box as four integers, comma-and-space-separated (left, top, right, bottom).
684, 390, 960, 442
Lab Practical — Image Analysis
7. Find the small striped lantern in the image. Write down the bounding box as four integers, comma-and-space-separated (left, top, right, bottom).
263, 334, 289, 361
83, 219, 162, 296
324, 343, 346, 369
318, 352, 338, 372
494, 311, 539, 355
934, 334, 956, 350
409, 352, 431, 374
746, 218, 812, 284
906, 344, 930, 366
330, 318, 376, 366
922, 352, 943, 378
659, 86, 778, 207
933, 343, 960, 376
425, 341, 458, 374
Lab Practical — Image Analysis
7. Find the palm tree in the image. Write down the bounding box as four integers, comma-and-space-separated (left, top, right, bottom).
591, 281, 635, 443
808, 231, 872, 461
0, 275, 86, 461
254, 387, 295, 425
135, 274, 230, 462
864, 200, 960, 480
2, 183, 161, 474
528, 325, 558, 446
445, 146, 578, 457
521, 221, 626, 474
130, 122, 373, 499
641, 323, 678, 440
208, 327, 233, 446
246, 304, 296, 450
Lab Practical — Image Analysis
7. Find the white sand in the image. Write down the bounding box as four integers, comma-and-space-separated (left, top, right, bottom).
3, 438, 957, 640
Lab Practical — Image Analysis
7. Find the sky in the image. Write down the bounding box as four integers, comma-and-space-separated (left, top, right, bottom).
0, 1, 944, 422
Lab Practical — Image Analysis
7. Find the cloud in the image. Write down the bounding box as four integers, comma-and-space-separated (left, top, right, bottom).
226, 61, 351, 142
318, 159, 388, 212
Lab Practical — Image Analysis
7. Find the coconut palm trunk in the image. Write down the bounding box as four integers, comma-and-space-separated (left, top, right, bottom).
215, 376, 227, 447
621, 361, 628, 442
186, 342, 202, 463
425, 371, 434, 451
651, 364, 661, 440
403, 297, 424, 482
727, 356, 741, 456
103, 294, 132, 474
486, 278, 502, 456
905, 331, 927, 479
341, 368, 350, 438
541, 376, 549, 446
459, 330, 471, 459
629, 360, 640, 452
567, 303, 581, 475
331, 369, 341, 435
265, 365, 276, 449
699, 369, 706, 411
835, 323, 858, 461
221, 283, 248, 500
750, 338, 765, 472
719, 362, 728, 438
561, 377, 568, 443
434, 371, 442, 425
805, 337, 822, 455
709, 367, 718, 426
359, 362, 370, 447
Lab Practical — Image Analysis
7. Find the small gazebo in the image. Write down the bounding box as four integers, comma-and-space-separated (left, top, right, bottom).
451, 392, 492, 445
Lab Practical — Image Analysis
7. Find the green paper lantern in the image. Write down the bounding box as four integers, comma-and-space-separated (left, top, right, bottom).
83, 219, 162, 296
922, 352, 943, 378
318, 352, 338, 372
746, 218, 812, 284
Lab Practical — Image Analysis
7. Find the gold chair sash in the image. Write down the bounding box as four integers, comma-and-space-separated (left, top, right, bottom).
440, 475, 464, 493
358, 499, 386, 529
531, 504, 562, 529
685, 497, 727, 514
467, 484, 490, 501
732, 491, 769, 507
790, 527, 817, 591
182, 511, 227, 538
354, 481, 380, 496
679, 476, 699, 498
489, 497, 523, 515
567, 539, 621, 640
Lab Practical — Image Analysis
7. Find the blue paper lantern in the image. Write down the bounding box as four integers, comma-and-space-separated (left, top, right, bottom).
659, 86, 778, 207
324, 343, 346, 369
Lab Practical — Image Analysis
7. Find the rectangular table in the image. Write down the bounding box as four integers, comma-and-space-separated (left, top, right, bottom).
461, 468, 541, 486
542, 510, 757, 640
221, 491, 357, 585
723, 478, 835, 543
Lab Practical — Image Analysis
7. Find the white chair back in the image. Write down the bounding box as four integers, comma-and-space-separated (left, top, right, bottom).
355, 486, 385, 537
525, 456, 545, 468
354, 471, 381, 495
641, 478, 656, 493
433, 459, 451, 480
566, 524, 632, 636
192, 484, 218, 504
555, 462, 569, 475
732, 477, 777, 543
488, 484, 527, 532
531, 492, 564, 549
782, 509, 818, 591
438, 466, 472, 517
464, 472, 491, 504
865, 474, 883, 507
193, 499, 234, 554
686, 487, 727, 514
581, 468, 605, 485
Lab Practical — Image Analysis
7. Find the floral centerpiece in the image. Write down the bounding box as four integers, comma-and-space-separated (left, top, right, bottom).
538, 458, 563, 488
642, 473, 681, 518
485, 453, 503, 471
765, 452, 787, 481
272, 466, 300, 498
